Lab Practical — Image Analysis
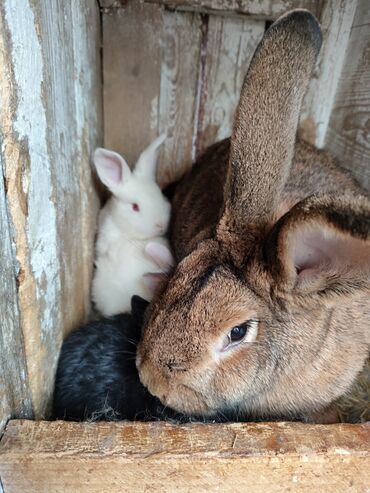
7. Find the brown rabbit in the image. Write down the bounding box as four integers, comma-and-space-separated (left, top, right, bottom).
136, 10, 370, 422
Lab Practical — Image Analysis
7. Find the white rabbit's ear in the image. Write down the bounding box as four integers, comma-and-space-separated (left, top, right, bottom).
134, 134, 166, 181
143, 242, 174, 297
143, 273, 168, 297
93, 147, 131, 191
145, 242, 175, 272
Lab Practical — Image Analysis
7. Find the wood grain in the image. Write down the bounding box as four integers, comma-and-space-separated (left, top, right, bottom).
300, 0, 358, 148
144, 0, 319, 19
0, 0, 102, 422
0, 420, 369, 493
157, 10, 202, 185
103, 4, 202, 187
103, 2, 163, 170
325, 0, 370, 192
195, 15, 264, 157
0, 154, 32, 432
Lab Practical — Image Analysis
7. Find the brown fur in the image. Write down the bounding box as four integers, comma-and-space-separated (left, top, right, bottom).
137, 10, 370, 421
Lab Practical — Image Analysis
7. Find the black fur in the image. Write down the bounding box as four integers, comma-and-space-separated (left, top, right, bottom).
53, 296, 238, 423
53, 297, 182, 421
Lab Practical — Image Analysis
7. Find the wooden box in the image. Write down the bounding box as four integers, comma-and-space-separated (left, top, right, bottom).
0, 0, 369, 491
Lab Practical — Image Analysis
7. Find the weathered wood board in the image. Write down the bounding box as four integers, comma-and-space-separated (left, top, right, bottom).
103, 3, 203, 186
102, 0, 319, 19
0, 0, 102, 426
103, 0, 365, 185
103, 2, 265, 185
325, 0, 370, 193
158, 10, 202, 183
103, 2, 164, 176
0, 420, 369, 493
195, 15, 264, 156
300, 0, 358, 148
0, 153, 32, 433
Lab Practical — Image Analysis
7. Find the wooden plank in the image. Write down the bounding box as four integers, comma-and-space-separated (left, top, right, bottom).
143, 0, 319, 19
158, 10, 202, 185
325, 0, 370, 193
0, 420, 369, 492
103, 5, 202, 186
0, 154, 33, 432
103, 2, 163, 171
195, 15, 264, 157
0, 0, 102, 421
300, 0, 358, 148
69, 1, 103, 322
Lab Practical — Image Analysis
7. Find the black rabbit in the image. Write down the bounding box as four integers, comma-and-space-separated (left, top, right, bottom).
53, 296, 183, 421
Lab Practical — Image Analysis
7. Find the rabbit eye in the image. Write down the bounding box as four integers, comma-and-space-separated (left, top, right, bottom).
222, 320, 259, 351
132, 203, 140, 212
229, 323, 248, 343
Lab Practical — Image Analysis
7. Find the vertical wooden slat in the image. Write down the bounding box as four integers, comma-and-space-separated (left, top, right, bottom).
70, 1, 103, 321
0, 153, 32, 432
103, 2, 163, 168
325, 0, 370, 192
158, 11, 202, 185
195, 15, 264, 157
0, 0, 102, 422
300, 0, 358, 148
103, 5, 202, 186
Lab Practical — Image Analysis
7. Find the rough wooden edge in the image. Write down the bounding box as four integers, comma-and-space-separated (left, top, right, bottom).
1, 419, 370, 457
100, 0, 319, 19
300, 0, 358, 148
0, 420, 369, 492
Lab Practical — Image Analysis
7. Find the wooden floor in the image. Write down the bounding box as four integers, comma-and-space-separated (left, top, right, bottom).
0, 420, 369, 492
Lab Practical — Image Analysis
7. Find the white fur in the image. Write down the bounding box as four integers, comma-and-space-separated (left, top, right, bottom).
92, 135, 172, 316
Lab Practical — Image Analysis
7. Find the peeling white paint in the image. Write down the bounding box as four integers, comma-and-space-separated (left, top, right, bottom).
0, 0, 101, 421
5, 0, 60, 337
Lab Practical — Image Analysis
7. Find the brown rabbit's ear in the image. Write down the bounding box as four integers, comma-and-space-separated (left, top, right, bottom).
265, 195, 370, 297
218, 10, 322, 252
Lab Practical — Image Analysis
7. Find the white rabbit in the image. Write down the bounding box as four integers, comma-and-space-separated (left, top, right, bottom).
92, 135, 171, 316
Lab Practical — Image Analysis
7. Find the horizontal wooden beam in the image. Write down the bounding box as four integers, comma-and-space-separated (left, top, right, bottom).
0, 420, 369, 492
101, 0, 319, 19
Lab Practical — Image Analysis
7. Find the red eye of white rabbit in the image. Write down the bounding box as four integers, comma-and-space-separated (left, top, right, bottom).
221, 320, 259, 351
132, 203, 140, 212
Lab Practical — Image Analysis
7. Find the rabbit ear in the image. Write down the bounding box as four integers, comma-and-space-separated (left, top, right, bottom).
217, 10, 322, 250
145, 242, 175, 271
142, 273, 168, 296
134, 134, 166, 181
93, 148, 131, 191
265, 195, 370, 297
143, 242, 174, 297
